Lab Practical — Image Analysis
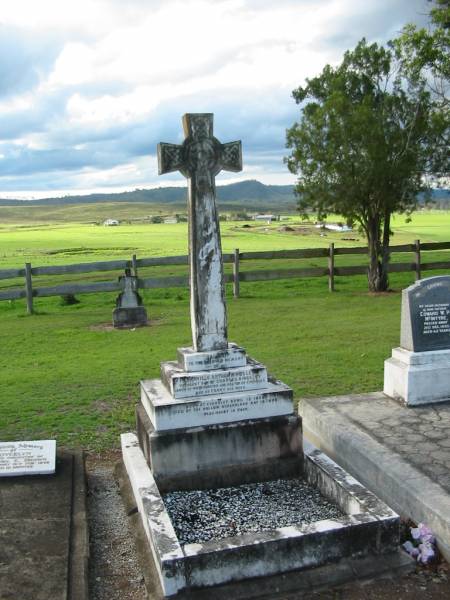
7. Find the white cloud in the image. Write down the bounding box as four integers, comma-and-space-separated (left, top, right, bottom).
0, 0, 432, 197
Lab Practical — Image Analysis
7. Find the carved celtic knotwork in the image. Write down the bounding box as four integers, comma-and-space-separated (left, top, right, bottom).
183, 137, 221, 176
157, 143, 185, 175
187, 114, 210, 140
158, 114, 242, 179
221, 141, 242, 173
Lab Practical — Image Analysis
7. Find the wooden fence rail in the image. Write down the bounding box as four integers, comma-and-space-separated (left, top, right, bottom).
1, 240, 449, 314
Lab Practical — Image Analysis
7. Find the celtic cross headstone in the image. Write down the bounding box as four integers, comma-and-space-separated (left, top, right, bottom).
158, 113, 242, 352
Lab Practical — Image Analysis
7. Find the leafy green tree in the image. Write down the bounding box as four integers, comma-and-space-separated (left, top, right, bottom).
392, 0, 449, 178
286, 29, 448, 291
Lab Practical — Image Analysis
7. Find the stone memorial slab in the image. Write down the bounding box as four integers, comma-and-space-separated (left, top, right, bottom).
160, 360, 268, 399
140, 379, 293, 430
400, 276, 450, 352
0, 440, 56, 477
177, 344, 247, 372
384, 275, 450, 405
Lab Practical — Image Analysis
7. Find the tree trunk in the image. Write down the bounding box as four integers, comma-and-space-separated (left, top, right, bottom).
380, 208, 391, 290
367, 215, 389, 292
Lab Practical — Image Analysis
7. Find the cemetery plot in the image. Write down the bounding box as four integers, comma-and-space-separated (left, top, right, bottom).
121, 113, 405, 597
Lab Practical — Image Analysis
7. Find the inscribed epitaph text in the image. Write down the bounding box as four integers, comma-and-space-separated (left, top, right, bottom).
158, 114, 242, 352
0, 440, 56, 477
400, 276, 450, 352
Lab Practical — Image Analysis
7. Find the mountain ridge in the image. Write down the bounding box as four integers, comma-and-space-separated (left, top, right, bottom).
0, 179, 447, 211
0, 180, 296, 209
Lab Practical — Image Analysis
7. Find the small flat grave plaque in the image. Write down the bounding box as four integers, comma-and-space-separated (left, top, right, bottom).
401, 276, 450, 352
0, 440, 56, 477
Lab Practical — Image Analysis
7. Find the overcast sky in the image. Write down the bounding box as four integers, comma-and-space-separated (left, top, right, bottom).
0, 0, 430, 198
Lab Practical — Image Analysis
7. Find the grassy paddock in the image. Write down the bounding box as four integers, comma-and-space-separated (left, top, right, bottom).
1, 210, 450, 269
1, 209, 450, 450
1, 211, 450, 293
2, 268, 448, 451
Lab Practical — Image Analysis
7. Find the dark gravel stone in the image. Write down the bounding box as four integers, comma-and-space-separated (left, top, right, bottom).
163, 477, 344, 545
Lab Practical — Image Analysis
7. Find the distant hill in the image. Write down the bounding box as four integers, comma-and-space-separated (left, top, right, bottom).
0, 180, 297, 211
0, 180, 447, 212
418, 188, 450, 207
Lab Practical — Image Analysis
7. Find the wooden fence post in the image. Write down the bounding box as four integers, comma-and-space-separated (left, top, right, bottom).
25, 262, 34, 314
328, 243, 335, 292
414, 239, 421, 281
233, 248, 240, 298
132, 254, 138, 277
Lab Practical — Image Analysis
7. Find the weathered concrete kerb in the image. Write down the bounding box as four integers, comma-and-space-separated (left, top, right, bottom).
302, 392, 450, 561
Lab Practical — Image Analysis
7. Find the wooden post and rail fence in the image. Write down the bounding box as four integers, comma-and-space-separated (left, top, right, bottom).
1, 240, 449, 314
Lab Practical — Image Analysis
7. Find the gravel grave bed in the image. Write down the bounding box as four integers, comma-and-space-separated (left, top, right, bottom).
163, 477, 344, 545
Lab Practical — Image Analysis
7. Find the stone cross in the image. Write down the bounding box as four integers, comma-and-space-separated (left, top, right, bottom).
158, 113, 242, 352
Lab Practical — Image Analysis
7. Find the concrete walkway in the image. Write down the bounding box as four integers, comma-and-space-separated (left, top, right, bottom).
0, 450, 89, 600
301, 392, 450, 561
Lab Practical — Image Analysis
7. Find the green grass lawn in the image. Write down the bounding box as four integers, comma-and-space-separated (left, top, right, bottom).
1, 208, 449, 451
1, 274, 410, 450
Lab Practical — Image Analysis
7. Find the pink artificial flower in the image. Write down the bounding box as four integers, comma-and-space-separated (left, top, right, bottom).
418, 523, 435, 544
402, 540, 419, 558
418, 542, 435, 564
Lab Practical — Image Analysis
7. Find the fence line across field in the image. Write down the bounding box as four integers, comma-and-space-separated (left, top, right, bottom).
1, 240, 450, 314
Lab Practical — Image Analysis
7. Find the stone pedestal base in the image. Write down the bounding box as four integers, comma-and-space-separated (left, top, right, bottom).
134, 341, 298, 490
384, 347, 450, 405
140, 378, 294, 430
113, 306, 148, 328
136, 403, 302, 491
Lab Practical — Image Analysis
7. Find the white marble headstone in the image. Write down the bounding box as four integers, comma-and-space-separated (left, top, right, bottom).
0, 440, 56, 477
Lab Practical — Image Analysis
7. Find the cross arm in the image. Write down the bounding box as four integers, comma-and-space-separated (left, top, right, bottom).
157, 142, 185, 175
220, 141, 242, 173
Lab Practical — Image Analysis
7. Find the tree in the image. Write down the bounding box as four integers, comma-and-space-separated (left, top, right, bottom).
286, 29, 448, 291
392, 0, 449, 180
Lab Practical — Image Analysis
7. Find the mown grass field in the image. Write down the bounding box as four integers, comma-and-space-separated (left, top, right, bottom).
1, 207, 450, 450
2, 208, 450, 267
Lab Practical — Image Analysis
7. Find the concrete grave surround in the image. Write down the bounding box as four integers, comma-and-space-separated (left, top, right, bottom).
384, 275, 450, 405
122, 433, 401, 597
0, 450, 89, 600
0, 440, 56, 477
121, 113, 404, 597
